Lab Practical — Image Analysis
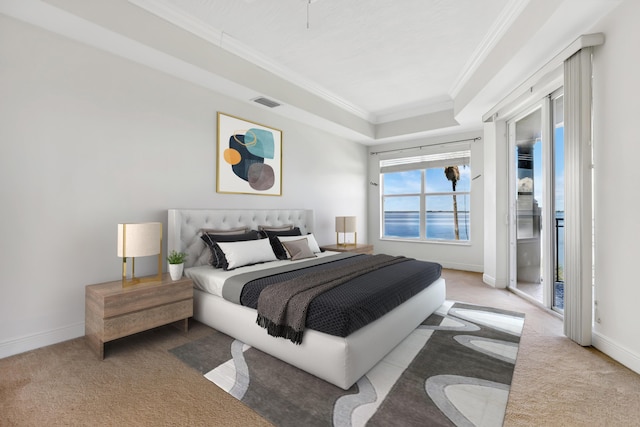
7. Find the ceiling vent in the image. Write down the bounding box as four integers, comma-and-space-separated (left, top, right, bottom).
252, 97, 281, 108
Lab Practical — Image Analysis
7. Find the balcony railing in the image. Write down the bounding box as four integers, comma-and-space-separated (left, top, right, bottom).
554, 215, 565, 310
555, 216, 564, 283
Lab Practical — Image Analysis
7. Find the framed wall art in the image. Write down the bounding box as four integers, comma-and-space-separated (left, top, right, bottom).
216, 112, 282, 196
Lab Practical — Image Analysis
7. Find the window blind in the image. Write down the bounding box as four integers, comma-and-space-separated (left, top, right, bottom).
563, 47, 593, 347
380, 150, 470, 173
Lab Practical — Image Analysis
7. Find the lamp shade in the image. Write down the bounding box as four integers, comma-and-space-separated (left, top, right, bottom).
117, 222, 162, 258
335, 216, 356, 233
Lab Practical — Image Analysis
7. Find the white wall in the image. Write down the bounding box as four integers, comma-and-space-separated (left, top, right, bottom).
367, 132, 484, 271
482, 120, 510, 288
589, 0, 640, 372
482, 0, 640, 374
0, 15, 367, 358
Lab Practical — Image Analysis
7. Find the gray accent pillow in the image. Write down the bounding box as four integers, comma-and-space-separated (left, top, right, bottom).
281, 238, 317, 261
262, 227, 302, 259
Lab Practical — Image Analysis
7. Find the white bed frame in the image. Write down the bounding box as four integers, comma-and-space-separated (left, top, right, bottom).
168, 209, 445, 390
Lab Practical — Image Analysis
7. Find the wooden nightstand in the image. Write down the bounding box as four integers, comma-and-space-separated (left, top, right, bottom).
320, 244, 374, 255
85, 273, 193, 359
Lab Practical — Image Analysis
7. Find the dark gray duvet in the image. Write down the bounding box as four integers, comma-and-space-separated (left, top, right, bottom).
227, 254, 442, 338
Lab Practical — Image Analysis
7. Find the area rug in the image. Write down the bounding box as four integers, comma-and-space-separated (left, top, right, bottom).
170, 301, 525, 427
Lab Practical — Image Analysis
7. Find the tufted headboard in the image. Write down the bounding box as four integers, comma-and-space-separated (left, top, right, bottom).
167, 209, 314, 268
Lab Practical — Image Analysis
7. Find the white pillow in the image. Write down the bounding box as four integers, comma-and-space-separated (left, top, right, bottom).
216, 238, 277, 270
277, 233, 321, 253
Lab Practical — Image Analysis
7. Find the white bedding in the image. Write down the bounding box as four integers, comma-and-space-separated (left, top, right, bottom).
185, 251, 341, 297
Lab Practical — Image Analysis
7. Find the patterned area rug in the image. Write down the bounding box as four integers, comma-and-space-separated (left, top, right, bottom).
170, 301, 525, 427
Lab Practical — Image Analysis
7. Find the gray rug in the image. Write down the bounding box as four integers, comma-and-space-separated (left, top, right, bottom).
170, 301, 524, 426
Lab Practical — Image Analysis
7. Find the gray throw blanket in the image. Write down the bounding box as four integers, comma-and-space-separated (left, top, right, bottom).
256, 254, 409, 344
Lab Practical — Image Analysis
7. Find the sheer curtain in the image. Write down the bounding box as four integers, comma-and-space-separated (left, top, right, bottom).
563, 48, 594, 346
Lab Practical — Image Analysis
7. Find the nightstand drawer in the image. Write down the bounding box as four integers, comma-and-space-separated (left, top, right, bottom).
102, 299, 193, 341
101, 280, 192, 318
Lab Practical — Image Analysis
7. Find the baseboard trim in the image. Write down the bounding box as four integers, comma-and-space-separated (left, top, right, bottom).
439, 262, 482, 273
592, 330, 640, 376
0, 322, 84, 359
482, 273, 509, 289
483, 273, 496, 287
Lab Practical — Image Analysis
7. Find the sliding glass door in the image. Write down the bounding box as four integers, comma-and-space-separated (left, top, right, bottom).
508, 91, 564, 313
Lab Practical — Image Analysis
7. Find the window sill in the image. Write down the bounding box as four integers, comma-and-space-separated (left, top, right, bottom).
380, 237, 472, 247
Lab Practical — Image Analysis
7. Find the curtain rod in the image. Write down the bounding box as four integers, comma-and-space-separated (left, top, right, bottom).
369, 137, 481, 156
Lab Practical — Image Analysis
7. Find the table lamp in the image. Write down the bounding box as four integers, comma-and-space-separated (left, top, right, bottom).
335, 216, 357, 247
117, 222, 162, 287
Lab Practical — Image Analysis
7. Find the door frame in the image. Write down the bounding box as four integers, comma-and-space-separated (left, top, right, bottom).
507, 97, 556, 309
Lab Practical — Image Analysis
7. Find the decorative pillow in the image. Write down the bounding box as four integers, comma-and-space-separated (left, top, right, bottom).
281, 238, 317, 261
258, 224, 293, 232
200, 230, 260, 269
262, 227, 302, 259
216, 239, 278, 270
259, 226, 301, 238
200, 226, 248, 235
277, 233, 321, 253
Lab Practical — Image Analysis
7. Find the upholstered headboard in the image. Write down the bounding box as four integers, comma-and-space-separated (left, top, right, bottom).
167, 209, 314, 268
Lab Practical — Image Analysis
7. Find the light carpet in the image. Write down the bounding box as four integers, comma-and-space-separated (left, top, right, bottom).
170, 301, 525, 427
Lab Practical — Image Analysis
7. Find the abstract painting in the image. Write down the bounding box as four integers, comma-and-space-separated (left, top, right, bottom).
217, 113, 282, 196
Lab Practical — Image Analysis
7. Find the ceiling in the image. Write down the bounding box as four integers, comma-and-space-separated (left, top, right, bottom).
1, 0, 622, 144
154, 0, 511, 117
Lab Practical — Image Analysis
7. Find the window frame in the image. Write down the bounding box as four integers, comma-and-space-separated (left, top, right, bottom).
379, 147, 472, 244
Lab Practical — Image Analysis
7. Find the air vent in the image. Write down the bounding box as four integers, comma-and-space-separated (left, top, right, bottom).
252, 97, 281, 108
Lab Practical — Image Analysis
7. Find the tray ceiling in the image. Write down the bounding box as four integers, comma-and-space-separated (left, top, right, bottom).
1, 0, 623, 143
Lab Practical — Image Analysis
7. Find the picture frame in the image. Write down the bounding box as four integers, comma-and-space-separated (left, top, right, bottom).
216, 112, 282, 196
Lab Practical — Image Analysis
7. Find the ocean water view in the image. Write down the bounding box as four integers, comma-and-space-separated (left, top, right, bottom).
384, 211, 470, 240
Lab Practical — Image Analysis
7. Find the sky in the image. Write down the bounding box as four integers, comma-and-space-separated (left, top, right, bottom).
530, 124, 564, 212
383, 165, 471, 212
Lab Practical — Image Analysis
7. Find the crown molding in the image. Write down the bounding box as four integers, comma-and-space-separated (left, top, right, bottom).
1, 0, 498, 144
128, 0, 223, 45
127, 0, 373, 122
482, 32, 604, 122
449, 0, 530, 99
373, 97, 454, 124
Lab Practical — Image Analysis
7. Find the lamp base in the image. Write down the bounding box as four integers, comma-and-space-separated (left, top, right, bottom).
336, 231, 357, 248
121, 254, 163, 287
121, 273, 162, 288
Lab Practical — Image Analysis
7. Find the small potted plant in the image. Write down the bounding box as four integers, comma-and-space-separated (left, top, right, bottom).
167, 250, 187, 280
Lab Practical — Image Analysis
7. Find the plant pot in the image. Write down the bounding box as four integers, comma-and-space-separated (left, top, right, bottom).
168, 263, 184, 280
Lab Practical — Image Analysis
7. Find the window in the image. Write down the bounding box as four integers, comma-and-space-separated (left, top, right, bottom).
380, 147, 471, 242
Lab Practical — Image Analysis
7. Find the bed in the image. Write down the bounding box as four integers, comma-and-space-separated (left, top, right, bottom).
167, 208, 445, 390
